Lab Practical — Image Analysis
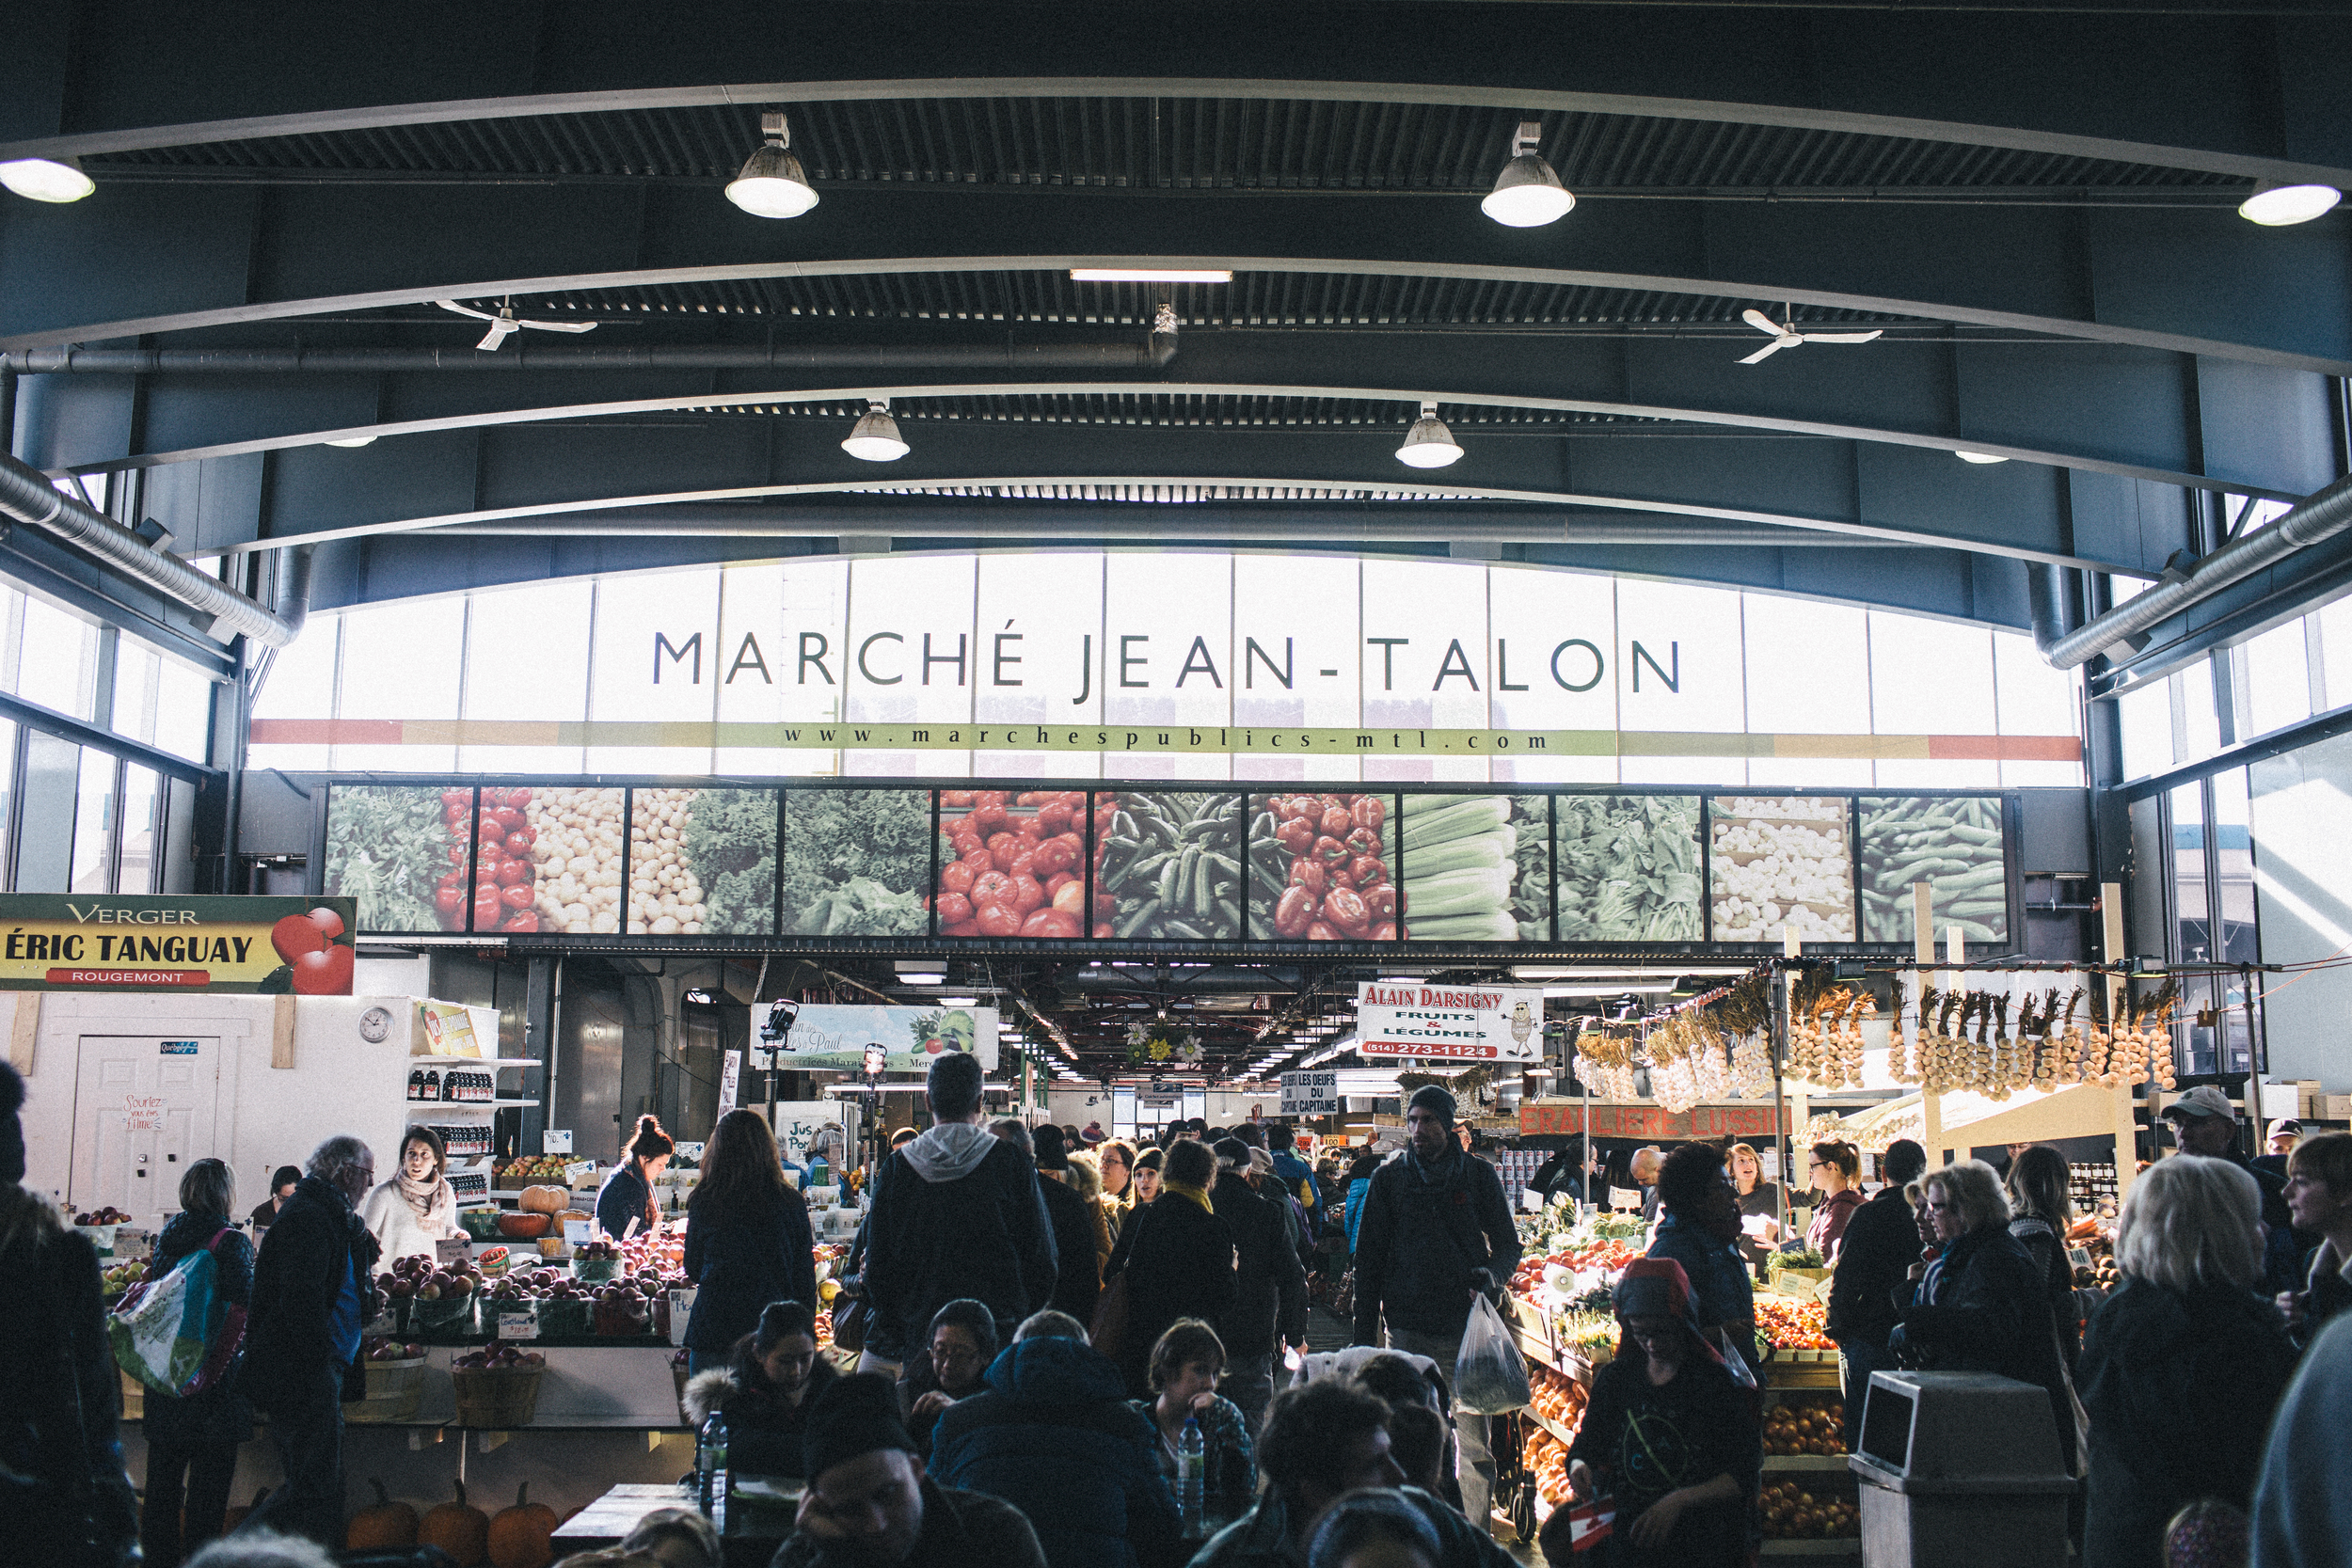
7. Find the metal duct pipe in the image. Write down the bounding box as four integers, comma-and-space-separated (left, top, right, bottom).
2025, 561, 2078, 657
0, 450, 309, 648
0, 331, 1179, 376
2042, 473, 2352, 670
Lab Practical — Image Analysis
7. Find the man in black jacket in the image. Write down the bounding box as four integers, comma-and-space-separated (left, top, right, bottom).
1825, 1137, 1927, 1449
2164, 1085, 2300, 1292
237, 1132, 380, 1547
992, 1117, 1098, 1329
1350, 1085, 1519, 1534
860, 1052, 1057, 1375
1213, 1139, 1307, 1430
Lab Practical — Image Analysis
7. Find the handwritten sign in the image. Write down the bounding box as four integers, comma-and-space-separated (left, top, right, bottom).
541, 1129, 573, 1154
123, 1094, 166, 1132
718, 1049, 742, 1115
499, 1311, 537, 1340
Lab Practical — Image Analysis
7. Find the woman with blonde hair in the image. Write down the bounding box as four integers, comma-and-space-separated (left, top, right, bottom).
1889, 1161, 2074, 1472
2076, 1156, 2296, 1568
1724, 1142, 1782, 1275
1064, 1148, 1116, 1279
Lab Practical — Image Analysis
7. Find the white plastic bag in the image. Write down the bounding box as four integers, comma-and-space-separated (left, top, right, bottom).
1453, 1291, 1532, 1414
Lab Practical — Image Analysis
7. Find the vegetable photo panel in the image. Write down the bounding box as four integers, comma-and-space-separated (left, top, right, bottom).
324, 784, 470, 935
782, 789, 938, 937
1247, 792, 1397, 942
1708, 796, 1857, 942
1554, 794, 1703, 942
1856, 795, 2010, 943
1093, 791, 1244, 941
933, 789, 1091, 940
627, 788, 779, 937
1394, 793, 1546, 944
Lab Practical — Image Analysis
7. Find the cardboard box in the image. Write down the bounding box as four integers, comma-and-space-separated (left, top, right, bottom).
2319, 1094, 2352, 1121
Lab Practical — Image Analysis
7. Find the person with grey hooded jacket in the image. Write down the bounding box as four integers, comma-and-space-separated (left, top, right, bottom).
856, 1050, 1057, 1374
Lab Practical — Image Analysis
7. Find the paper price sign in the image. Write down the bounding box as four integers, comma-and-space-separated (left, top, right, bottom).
499, 1312, 537, 1340
1279, 1071, 1339, 1115
541, 1129, 573, 1154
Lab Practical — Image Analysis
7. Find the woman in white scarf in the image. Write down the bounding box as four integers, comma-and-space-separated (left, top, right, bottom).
359, 1124, 462, 1261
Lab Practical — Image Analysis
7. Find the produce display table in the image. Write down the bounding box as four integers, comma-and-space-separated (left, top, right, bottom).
554, 1479, 800, 1568
350, 1344, 688, 1431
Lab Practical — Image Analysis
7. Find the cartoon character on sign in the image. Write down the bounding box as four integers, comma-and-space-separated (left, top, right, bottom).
1509, 999, 1534, 1053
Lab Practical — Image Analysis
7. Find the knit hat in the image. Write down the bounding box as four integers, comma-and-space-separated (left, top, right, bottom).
802, 1372, 916, 1481
1134, 1147, 1165, 1175
1612, 1257, 1723, 1364
1406, 1084, 1456, 1123
1212, 1137, 1251, 1171
0, 1062, 24, 1184
1033, 1123, 1070, 1172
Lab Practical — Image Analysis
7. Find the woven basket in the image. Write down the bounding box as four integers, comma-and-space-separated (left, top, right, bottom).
119, 1369, 144, 1421
452, 1364, 544, 1428
343, 1357, 428, 1424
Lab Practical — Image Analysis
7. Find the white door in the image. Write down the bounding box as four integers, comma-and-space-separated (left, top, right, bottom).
71, 1035, 223, 1224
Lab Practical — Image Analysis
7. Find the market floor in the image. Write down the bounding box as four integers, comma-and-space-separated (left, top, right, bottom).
1304, 1303, 1544, 1563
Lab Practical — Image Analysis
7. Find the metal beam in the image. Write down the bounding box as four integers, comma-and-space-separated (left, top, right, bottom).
4, 185, 2347, 372
205, 409, 2135, 572
16, 330, 2337, 502
4, 6, 2349, 179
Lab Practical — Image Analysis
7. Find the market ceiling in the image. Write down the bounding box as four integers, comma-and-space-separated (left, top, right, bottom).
3, 2, 2350, 672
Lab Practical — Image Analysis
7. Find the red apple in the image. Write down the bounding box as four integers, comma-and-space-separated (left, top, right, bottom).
291, 944, 355, 995
270, 914, 328, 964
306, 906, 347, 942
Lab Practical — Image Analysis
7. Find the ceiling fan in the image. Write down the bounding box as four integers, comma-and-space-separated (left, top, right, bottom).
434, 296, 598, 351
1736, 307, 1883, 365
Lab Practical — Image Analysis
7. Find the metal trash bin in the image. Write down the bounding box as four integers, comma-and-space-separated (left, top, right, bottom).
1848, 1371, 2074, 1568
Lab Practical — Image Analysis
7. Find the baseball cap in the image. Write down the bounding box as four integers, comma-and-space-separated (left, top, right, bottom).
2265, 1118, 2303, 1140
2161, 1085, 2236, 1121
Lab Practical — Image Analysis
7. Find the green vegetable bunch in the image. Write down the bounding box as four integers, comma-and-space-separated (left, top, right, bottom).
1554, 795, 1703, 942
681, 788, 779, 934
782, 789, 934, 936
325, 784, 446, 932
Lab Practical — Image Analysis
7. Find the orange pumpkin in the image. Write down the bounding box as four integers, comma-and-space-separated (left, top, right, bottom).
516, 1185, 569, 1214
487, 1482, 559, 1568
420, 1478, 490, 1566
348, 1478, 419, 1548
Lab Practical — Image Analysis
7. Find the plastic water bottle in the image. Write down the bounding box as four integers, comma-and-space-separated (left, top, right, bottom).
1179, 1416, 1205, 1538
697, 1409, 729, 1531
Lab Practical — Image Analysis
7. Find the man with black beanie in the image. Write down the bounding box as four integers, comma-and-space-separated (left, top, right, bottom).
775, 1372, 1047, 1568
859, 1051, 1057, 1378
1825, 1137, 1929, 1449
1350, 1083, 1518, 1533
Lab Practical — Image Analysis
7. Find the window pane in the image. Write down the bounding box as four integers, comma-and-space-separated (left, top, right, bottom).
2180, 660, 2221, 764
118, 766, 160, 895
2240, 622, 2311, 740
111, 640, 159, 746
586, 568, 723, 775
0, 721, 14, 883
1745, 594, 1872, 788
1871, 613, 1996, 787
2170, 783, 2209, 964
71, 749, 117, 894
16, 597, 97, 718
246, 611, 338, 770
2211, 769, 2256, 965
16, 733, 76, 892
2115, 680, 2171, 782
461, 578, 593, 772
153, 657, 215, 764
339, 596, 465, 770
1992, 630, 2085, 787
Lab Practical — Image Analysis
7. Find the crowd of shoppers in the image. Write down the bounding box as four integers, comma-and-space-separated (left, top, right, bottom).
26, 1022, 2352, 1568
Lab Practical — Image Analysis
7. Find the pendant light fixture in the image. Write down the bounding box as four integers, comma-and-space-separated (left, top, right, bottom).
1954, 451, 2010, 465
2237, 180, 2341, 227
0, 156, 96, 203
842, 399, 909, 462
1394, 402, 1464, 468
725, 111, 819, 219
1481, 121, 1574, 228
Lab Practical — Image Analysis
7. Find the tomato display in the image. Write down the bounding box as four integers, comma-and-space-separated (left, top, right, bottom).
1247, 794, 1396, 941
935, 791, 1090, 940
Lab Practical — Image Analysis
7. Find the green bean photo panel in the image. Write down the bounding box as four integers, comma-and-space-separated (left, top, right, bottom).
1856, 795, 2010, 944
